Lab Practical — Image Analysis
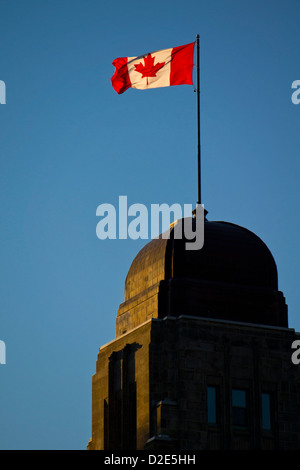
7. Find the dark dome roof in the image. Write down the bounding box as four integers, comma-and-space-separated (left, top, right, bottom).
117, 217, 287, 331
125, 219, 278, 301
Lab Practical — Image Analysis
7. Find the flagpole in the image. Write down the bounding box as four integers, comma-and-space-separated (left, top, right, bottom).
196, 34, 201, 206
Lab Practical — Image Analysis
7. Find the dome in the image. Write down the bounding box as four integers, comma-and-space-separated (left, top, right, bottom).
125, 219, 278, 300
116, 217, 288, 336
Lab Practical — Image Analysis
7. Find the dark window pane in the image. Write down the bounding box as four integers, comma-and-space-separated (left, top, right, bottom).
232, 407, 247, 427
232, 389, 246, 408
262, 393, 271, 430
232, 389, 247, 428
207, 386, 217, 424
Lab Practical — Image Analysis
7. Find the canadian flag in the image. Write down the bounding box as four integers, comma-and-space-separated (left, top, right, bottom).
111, 42, 195, 94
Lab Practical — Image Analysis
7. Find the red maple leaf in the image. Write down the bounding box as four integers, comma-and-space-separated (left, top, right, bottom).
134, 53, 166, 85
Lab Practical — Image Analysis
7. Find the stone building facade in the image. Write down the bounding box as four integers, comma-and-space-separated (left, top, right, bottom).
88, 217, 300, 450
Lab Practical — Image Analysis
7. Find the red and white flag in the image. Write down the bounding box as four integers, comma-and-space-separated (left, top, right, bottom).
111, 42, 195, 94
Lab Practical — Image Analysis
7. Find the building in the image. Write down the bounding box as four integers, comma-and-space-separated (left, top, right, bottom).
88, 215, 300, 450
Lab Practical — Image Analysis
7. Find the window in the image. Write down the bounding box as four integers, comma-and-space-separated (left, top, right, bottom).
261, 392, 272, 431
232, 389, 248, 428
207, 386, 218, 425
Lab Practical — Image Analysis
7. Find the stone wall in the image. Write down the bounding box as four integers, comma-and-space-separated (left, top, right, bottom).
88, 315, 300, 450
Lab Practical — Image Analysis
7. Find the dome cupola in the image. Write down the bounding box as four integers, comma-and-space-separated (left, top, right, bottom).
116, 217, 288, 337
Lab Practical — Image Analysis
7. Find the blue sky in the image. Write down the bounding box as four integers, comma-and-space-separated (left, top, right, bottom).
0, 0, 299, 449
